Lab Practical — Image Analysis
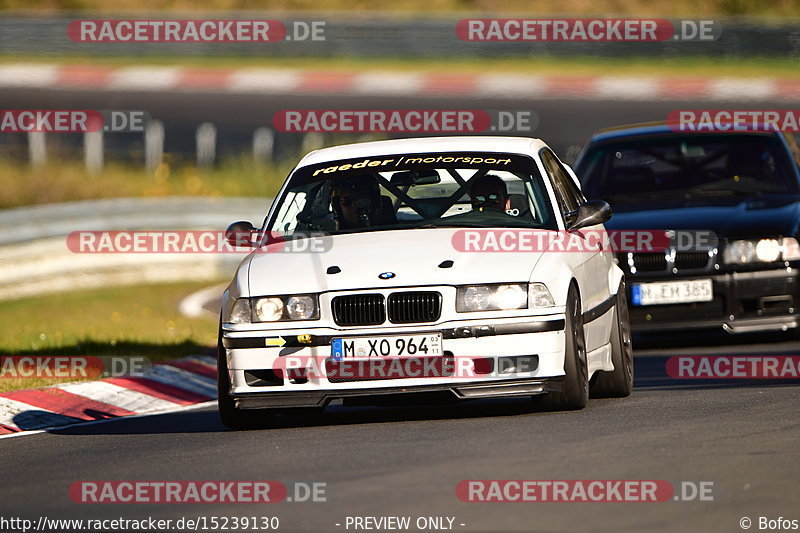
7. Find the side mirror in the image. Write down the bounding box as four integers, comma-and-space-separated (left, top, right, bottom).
568, 200, 612, 231
225, 221, 257, 247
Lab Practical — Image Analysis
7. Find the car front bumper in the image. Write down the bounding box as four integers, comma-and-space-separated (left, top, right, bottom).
221, 314, 567, 408
627, 267, 798, 334
232, 378, 565, 409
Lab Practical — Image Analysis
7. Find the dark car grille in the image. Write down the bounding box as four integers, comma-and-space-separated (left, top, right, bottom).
675, 251, 710, 270
628, 251, 711, 273
632, 253, 667, 272
331, 291, 443, 326
387, 291, 442, 324
331, 294, 386, 326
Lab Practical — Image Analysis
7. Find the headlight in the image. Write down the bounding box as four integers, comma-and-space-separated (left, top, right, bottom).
227, 295, 319, 323
724, 240, 756, 263
495, 284, 528, 310
458, 285, 494, 311
228, 298, 252, 324
285, 296, 316, 320
255, 297, 284, 322
528, 283, 556, 308
457, 283, 553, 312
782, 237, 800, 261
724, 238, 799, 264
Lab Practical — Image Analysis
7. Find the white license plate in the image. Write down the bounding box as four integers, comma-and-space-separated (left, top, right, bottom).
331, 334, 443, 360
631, 279, 713, 306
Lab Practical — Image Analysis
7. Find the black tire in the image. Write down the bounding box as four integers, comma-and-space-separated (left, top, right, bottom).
217, 328, 276, 430
590, 282, 634, 398
541, 284, 588, 410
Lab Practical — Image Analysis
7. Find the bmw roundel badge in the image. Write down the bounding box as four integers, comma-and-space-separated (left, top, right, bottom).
378, 272, 396, 280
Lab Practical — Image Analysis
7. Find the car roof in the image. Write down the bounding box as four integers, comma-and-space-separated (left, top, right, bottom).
586, 121, 783, 144
296, 136, 548, 167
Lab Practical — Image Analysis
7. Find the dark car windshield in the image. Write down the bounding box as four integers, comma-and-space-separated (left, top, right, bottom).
576, 134, 800, 204
266, 151, 557, 238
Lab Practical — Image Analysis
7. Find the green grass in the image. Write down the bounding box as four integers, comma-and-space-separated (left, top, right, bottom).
3, 54, 800, 78
0, 281, 222, 392
0, 157, 292, 209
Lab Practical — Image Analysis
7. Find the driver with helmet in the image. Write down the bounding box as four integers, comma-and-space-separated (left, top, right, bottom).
331, 175, 396, 230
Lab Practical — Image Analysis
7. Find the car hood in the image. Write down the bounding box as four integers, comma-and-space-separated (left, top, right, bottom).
606, 194, 800, 240
245, 228, 544, 296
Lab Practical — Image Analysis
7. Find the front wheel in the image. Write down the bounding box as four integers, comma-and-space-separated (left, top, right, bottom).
590, 282, 634, 398
540, 285, 588, 410
217, 328, 276, 430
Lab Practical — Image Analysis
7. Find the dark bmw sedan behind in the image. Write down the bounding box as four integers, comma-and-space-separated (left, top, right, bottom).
574, 123, 800, 334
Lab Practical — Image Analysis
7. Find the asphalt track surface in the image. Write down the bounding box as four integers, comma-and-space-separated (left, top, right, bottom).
1, 88, 799, 532
1, 331, 799, 533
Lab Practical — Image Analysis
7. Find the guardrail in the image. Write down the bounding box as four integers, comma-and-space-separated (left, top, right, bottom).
0, 15, 798, 58
0, 197, 270, 301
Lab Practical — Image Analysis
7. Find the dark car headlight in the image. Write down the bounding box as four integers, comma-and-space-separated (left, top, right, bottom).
723, 238, 800, 264
228, 295, 319, 323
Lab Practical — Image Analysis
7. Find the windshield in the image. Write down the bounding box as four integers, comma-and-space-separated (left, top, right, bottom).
577, 134, 800, 205
266, 151, 556, 238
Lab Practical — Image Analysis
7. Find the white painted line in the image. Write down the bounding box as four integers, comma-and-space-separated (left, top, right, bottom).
228, 69, 301, 94
0, 400, 216, 441
140, 364, 217, 397
0, 64, 59, 88
594, 77, 661, 100
57, 381, 182, 413
108, 67, 181, 91
353, 72, 424, 95
179, 283, 226, 318
709, 78, 777, 101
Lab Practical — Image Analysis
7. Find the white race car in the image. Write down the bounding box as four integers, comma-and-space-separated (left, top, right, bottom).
218, 136, 632, 429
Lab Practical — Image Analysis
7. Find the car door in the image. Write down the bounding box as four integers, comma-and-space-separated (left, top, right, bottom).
540, 148, 612, 354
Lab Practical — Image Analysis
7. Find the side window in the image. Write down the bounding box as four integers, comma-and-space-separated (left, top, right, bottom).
271, 190, 307, 233
559, 164, 586, 207
541, 149, 584, 221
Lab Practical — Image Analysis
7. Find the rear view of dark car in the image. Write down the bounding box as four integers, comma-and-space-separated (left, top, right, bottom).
574, 123, 800, 334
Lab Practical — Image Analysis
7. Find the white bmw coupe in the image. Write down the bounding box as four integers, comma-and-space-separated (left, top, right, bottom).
218, 136, 632, 429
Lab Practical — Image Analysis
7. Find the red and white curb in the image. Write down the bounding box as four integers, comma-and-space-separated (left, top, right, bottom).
0, 354, 217, 437
1, 64, 799, 101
